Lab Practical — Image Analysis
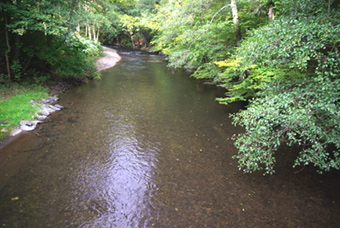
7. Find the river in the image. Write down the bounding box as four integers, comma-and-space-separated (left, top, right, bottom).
0, 49, 340, 227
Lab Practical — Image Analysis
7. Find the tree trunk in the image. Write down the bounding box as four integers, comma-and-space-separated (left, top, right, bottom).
22, 55, 33, 74
3, 9, 11, 82
88, 25, 92, 40
130, 35, 135, 49
23, 31, 40, 74
14, 34, 21, 61
92, 26, 96, 42
267, 0, 274, 22
231, 0, 241, 46
136, 37, 141, 49
96, 28, 100, 42
76, 24, 81, 37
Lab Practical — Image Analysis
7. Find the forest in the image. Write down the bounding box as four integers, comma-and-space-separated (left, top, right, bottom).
1, 0, 339, 174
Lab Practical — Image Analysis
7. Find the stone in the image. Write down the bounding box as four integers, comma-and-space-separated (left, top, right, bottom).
54, 104, 64, 109
39, 105, 51, 116
36, 115, 47, 121
47, 107, 56, 113
20, 120, 39, 132
49, 105, 60, 111
40, 109, 50, 116
49, 96, 59, 104
41, 98, 49, 104
20, 125, 35, 131
41, 104, 52, 113
20, 120, 31, 126
13, 96, 63, 134
10, 128, 22, 136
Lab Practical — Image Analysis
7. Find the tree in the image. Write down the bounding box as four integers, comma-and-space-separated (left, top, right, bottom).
0, 0, 102, 83
231, 0, 240, 46
232, 77, 340, 174
150, 0, 238, 70
119, 14, 138, 48
267, 0, 274, 22
2, 7, 11, 82
228, 0, 340, 174
147, 0, 269, 86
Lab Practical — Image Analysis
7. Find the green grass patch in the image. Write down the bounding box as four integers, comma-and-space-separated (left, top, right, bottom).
0, 84, 49, 141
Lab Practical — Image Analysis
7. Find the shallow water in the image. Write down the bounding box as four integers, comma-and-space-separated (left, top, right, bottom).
1, 49, 340, 227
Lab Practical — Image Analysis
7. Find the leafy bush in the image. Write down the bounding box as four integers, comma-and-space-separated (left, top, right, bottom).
150, 0, 234, 71
229, 0, 340, 174
216, 8, 340, 104
37, 34, 102, 79
0, 0, 103, 83
232, 76, 340, 174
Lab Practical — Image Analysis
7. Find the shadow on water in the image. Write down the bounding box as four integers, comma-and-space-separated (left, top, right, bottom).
0, 48, 340, 227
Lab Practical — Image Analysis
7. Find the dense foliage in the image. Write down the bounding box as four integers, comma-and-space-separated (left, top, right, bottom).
232, 77, 340, 174
149, 0, 269, 72
0, 0, 102, 83
216, 2, 340, 104
230, 0, 340, 174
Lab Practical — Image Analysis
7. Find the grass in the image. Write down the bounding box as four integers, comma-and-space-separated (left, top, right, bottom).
0, 84, 49, 141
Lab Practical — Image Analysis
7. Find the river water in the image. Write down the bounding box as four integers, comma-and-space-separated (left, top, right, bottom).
1, 49, 340, 227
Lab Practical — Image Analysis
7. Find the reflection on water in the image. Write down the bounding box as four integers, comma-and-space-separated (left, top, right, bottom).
1, 48, 340, 227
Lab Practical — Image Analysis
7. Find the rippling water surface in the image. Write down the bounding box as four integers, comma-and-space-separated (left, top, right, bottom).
1, 49, 340, 227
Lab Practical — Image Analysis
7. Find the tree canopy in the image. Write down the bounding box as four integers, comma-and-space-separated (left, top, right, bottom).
0, 0, 102, 82
227, 0, 340, 174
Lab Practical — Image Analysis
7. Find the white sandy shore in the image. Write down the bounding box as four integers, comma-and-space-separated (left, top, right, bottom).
96, 46, 121, 71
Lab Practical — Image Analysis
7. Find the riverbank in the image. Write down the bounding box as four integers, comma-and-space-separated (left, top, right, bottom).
96, 46, 121, 71
0, 46, 121, 148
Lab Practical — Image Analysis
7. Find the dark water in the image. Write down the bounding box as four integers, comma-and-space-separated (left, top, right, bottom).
1, 49, 340, 227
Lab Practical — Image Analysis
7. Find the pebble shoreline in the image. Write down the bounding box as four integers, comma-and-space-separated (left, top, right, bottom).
13, 97, 64, 134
